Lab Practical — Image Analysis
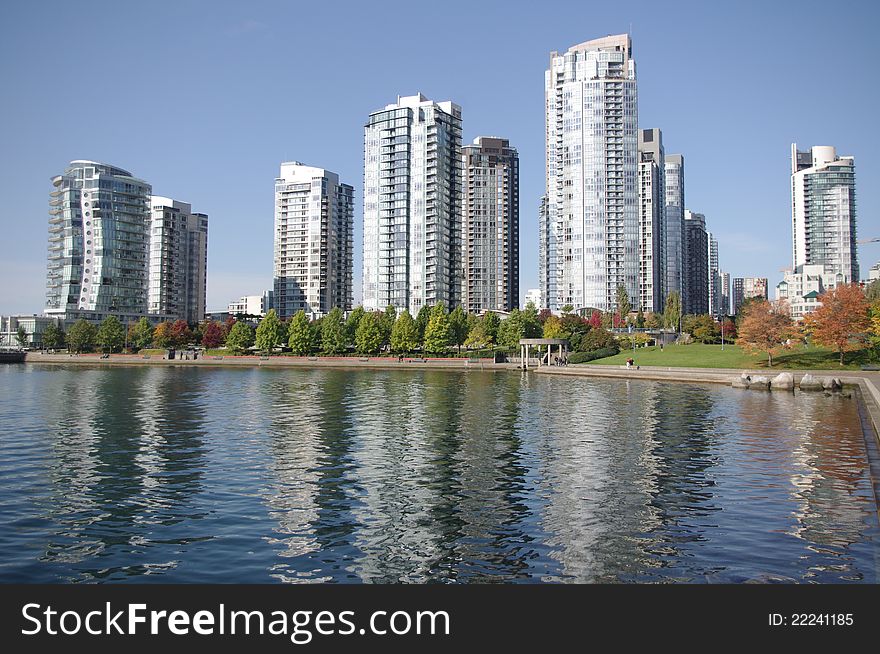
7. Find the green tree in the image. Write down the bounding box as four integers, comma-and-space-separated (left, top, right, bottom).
543, 315, 568, 339
644, 311, 661, 329
561, 304, 575, 315
691, 314, 721, 343
355, 312, 384, 354
497, 309, 524, 348
287, 310, 315, 355
616, 284, 632, 323
522, 301, 542, 338
663, 291, 682, 330
580, 327, 618, 353
42, 323, 65, 351
866, 279, 880, 303
423, 302, 452, 354
635, 308, 645, 328
390, 310, 419, 353
449, 305, 469, 352
225, 321, 255, 353
129, 317, 154, 351
153, 322, 174, 348
464, 320, 493, 348
66, 319, 97, 353
345, 306, 366, 343
255, 308, 283, 354
96, 316, 125, 353
321, 307, 347, 355
381, 305, 397, 350
415, 304, 432, 346
483, 311, 501, 343
15, 326, 27, 349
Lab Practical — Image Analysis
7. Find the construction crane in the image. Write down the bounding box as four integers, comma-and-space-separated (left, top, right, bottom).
858, 237, 880, 244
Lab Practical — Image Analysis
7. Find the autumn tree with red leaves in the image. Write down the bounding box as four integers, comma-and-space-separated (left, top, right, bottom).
804, 284, 870, 366
736, 300, 794, 367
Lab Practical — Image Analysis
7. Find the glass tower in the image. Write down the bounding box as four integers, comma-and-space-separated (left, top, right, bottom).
544, 34, 639, 312
46, 161, 152, 322
664, 154, 685, 304
363, 93, 462, 314
638, 128, 665, 313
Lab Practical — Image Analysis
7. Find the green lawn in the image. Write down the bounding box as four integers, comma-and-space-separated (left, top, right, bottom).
583, 344, 871, 370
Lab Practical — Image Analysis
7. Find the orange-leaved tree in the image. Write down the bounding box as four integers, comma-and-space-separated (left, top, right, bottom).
736, 300, 794, 367
804, 283, 870, 366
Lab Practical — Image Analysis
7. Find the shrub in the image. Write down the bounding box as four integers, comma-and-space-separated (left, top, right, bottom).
568, 347, 619, 364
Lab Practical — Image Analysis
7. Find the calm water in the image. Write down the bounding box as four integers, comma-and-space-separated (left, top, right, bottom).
0, 364, 878, 583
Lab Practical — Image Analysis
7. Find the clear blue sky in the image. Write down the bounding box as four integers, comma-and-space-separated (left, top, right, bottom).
1, 0, 878, 314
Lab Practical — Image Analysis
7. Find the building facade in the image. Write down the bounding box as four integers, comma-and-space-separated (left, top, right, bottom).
363, 93, 462, 314
637, 128, 665, 313
720, 271, 731, 316
543, 34, 639, 312
664, 154, 685, 304
683, 210, 709, 315
461, 137, 519, 313
776, 264, 835, 320
524, 288, 542, 309
148, 196, 208, 323
274, 162, 353, 319
791, 144, 858, 284
46, 160, 153, 324
732, 277, 768, 315
227, 291, 274, 317
707, 233, 720, 317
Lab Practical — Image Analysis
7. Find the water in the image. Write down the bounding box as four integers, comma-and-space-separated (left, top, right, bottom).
0, 364, 878, 583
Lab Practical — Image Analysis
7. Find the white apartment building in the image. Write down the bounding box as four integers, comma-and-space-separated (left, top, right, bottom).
791, 144, 858, 283
664, 153, 685, 302
362, 93, 462, 314
776, 264, 836, 320
543, 34, 639, 312
149, 196, 208, 323
524, 288, 542, 309
227, 291, 273, 317
637, 128, 665, 313
274, 162, 353, 319
708, 233, 720, 317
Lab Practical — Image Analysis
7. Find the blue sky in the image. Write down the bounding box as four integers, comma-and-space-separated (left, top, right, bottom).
1, 0, 878, 314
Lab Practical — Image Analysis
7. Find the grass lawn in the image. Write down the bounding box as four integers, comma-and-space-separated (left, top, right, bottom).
583, 343, 871, 370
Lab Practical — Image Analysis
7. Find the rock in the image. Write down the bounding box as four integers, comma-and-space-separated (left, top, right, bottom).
770, 372, 795, 391
732, 373, 750, 389
822, 377, 843, 391
799, 373, 823, 391
749, 375, 771, 390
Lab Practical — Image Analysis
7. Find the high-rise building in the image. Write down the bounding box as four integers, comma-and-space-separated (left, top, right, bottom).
363, 93, 462, 314
461, 137, 519, 313
274, 162, 353, 319
707, 233, 720, 317
683, 210, 709, 315
543, 34, 639, 312
791, 144, 857, 283
664, 154, 685, 303
46, 160, 153, 323
720, 271, 731, 316
148, 196, 208, 323
732, 277, 768, 315
538, 194, 553, 310
637, 128, 665, 313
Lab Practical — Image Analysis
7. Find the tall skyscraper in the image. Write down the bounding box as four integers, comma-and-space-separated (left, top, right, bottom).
46, 160, 152, 323
732, 277, 768, 315
790, 144, 858, 284
363, 93, 462, 314
149, 196, 208, 323
683, 210, 708, 315
664, 154, 685, 303
543, 34, 639, 312
274, 162, 353, 319
461, 137, 519, 313
538, 194, 552, 309
720, 271, 731, 316
637, 128, 665, 313
707, 233, 719, 317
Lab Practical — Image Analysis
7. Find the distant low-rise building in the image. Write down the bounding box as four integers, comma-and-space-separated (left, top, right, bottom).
732, 277, 768, 315
525, 288, 542, 309
1, 315, 66, 349
228, 291, 274, 317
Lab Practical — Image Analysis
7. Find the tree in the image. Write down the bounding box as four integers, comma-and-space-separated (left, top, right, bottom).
381, 305, 397, 350
201, 321, 225, 349
255, 309, 283, 354
170, 320, 193, 348
737, 300, 794, 367
449, 306, 469, 352
543, 315, 568, 340
42, 323, 65, 351
15, 326, 27, 349
587, 310, 603, 329
391, 310, 419, 354
225, 321, 255, 353
129, 317, 154, 351
615, 284, 631, 323
522, 301, 542, 338
321, 307, 347, 355
643, 312, 661, 329
663, 292, 681, 330
153, 322, 174, 348
423, 302, 452, 354
690, 314, 720, 344
345, 306, 366, 343
464, 319, 493, 349
635, 308, 645, 328
497, 309, 525, 348
482, 311, 501, 343
355, 312, 384, 354
866, 279, 880, 302
579, 327, 618, 353
286, 310, 315, 355
561, 304, 575, 315
804, 284, 871, 365
96, 316, 125, 353
415, 304, 432, 346
66, 319, 97, 353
